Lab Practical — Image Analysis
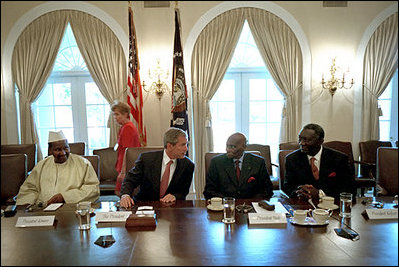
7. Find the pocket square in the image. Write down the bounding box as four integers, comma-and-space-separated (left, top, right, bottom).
247, 177, 256, 183
328, 172, 336, 178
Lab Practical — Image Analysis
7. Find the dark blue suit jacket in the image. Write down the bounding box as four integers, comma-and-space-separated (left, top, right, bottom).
121, 150, 194, 201
282, 147, 356, 200
203, 152, 273, 199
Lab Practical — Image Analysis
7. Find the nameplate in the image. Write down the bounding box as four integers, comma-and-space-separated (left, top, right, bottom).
365, 209, 398, 220
16, 216, 55, 227
136, 210, 155, 215
95, 211, 132, 223
248, 213, 287, 225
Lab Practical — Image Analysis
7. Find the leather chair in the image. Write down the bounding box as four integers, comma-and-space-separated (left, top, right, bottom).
93, 147, 118, 195
1, 154, 27, 205
124, 146, 164, 174
376, 147, 398, 196
82, 155, 100, 178
323, 141, 374, 196
1, 144, 36, 172
359, 140, 392, 179
246, 144, 279, 190
278, 150, 295, 191
279, 142, 300, 151
69, 142, 85, 155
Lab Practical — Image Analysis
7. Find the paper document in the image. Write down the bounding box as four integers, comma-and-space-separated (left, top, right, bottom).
43, 203, 63, 211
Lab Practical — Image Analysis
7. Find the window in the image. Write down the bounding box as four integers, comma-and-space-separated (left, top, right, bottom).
32, 23, 110, 156
210, 21, 284, 173
378, 69, 398, 143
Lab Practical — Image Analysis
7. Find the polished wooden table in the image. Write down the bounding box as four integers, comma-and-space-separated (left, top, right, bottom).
1, 194, 398, 266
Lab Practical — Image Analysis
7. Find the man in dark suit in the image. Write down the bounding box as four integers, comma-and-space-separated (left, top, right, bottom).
203, 132, 273, 199
282, 123, 356, 202
120, 127, 194, 208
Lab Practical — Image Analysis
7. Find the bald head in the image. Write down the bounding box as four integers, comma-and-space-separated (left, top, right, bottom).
226, 132, 247, 159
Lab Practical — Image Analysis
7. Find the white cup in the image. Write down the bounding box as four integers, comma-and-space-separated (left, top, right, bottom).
312, 208, 330, 224
207, 197, 223, 209
321, 196, 335, 207
292, 209, 307, 224
76, 201, 91, 230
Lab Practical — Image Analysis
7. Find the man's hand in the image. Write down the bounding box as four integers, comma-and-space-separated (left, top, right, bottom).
160, 193, 176, 203
120, 195, 134, 208
295, 184, 319, 200
47, 193, 65, 205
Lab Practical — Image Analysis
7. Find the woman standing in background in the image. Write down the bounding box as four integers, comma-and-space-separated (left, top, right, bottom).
111, 101, 140, 196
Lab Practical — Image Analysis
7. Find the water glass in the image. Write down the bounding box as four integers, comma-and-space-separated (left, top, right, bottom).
76, 201, 91, 230
222, 197, 235, 224
339, 192, 352, 218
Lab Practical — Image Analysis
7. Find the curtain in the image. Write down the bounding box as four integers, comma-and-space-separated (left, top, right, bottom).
191, 9, 246, 199
362, 12, 398, 140
245, 8, 302, 143
11, 10, 69, 161
68, 10, 126, 147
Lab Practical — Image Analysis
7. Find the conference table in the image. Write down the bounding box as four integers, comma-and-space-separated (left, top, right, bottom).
1, 192, 398, 266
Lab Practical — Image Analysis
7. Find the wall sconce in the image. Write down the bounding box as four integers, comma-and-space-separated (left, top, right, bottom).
142, 59, 170, 100
321, 58, 354, 96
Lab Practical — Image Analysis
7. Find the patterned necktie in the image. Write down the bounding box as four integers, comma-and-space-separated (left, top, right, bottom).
310, 157, 319, 180
160, 160, 173, 198
235, 160, 241, 180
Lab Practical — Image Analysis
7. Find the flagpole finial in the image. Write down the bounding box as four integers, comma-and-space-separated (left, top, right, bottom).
128, 1, 132, 8
175, 1, 178, 9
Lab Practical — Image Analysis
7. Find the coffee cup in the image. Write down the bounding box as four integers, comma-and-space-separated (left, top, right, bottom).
312, 208, 331, 224
321, 196, 335, 207
292, 209, 307, 224
207, 197, 223, 209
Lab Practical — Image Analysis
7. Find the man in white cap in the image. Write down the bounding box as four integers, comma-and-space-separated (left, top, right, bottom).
16, 130, 100, 206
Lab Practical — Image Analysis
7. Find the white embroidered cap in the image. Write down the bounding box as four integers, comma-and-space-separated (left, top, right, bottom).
48, 130, 67, 143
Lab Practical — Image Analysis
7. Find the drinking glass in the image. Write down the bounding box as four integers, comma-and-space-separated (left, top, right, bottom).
339, 192, 352, 218
222, 197, 235, 224
76, 201, 91, 230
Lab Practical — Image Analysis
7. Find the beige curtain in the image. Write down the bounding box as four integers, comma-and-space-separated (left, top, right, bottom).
191, 9, 246, 199
246, 8, 302, 143
68, 10, 126, 147
362, 12, 398, 140
11, 11, 69, 161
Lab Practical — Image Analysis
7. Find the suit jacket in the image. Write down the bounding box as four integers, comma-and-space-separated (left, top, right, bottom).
120, 150, 195, 201
203, 152, 273, 199
282, 147, 356, 200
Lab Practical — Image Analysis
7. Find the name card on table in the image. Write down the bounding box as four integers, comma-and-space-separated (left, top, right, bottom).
16, 216, 55, 227
248, 213, 287, 225
365, 209, 398, 220
95, 211, 132, 223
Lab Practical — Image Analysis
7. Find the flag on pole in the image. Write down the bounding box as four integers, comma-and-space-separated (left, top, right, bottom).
170, 8, 189, 139
127, 6, 147, 146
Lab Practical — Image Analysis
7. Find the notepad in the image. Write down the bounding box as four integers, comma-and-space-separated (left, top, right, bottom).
43, 203, 63, 211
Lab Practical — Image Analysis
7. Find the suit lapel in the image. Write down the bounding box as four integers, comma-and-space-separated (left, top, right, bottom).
223, 156, 238, 186
240, 153, 252, 184
152, 151, 164, 192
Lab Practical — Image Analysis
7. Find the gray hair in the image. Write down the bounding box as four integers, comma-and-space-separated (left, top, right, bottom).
303, 123, 325, 140
163, 127, 187, 148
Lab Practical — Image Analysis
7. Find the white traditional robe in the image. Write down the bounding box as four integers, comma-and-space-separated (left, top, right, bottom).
16, 153, 100, 205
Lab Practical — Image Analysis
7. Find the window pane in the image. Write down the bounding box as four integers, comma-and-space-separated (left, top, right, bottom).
53, 83, 71, 105
58, 128, 74, 143
266, 101, 284, 122
86, 82, 106, 104
379, 121, 390, 141
266, 122, 281, 144
36, 106, 55, 128
249, 102, 266, 123
249, 124, 266, 144
87, 105, 106, 127
54, 106, 73, 127
88, 127, 107, 149
249, 79, 266, 100
266, 80, 284, 100
213, 80, 235, 101
36, 84, 53, 105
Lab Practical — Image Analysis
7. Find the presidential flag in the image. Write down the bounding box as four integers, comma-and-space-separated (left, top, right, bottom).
127, 6, 147, 146
170, 8, 189, 139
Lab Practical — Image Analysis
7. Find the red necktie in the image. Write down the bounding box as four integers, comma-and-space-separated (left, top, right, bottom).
160, 160, 173, 198
310, 157, 319, 180
235, 160, 241, 180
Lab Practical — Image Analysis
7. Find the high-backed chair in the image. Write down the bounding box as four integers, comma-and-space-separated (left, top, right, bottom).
69, 142, 85, 155
359, 140, 392, 178
323, 141, 374, 196
1, 144, 36, 172
93, 147, 118, 195
245, 144, 279, 190
82, 155, 100, 178
376, 147, 398, 196
279, 142, 300, 151
1, 154, 27, 205
278, 150, 295, 191
124, 146, 164, 174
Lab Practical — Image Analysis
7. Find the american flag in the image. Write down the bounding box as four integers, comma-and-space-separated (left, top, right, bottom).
170, 8, 189, 139
127, 6, 146, 146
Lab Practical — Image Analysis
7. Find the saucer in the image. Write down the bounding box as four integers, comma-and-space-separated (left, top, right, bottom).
207, 204, 223, 211
317, 203, 339, 210
289, 217, 329, 226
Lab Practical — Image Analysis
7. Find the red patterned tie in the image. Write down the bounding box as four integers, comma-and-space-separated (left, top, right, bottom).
160, 160, 173, 198
235, 160, 241, 180
310, 157, 319, 180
